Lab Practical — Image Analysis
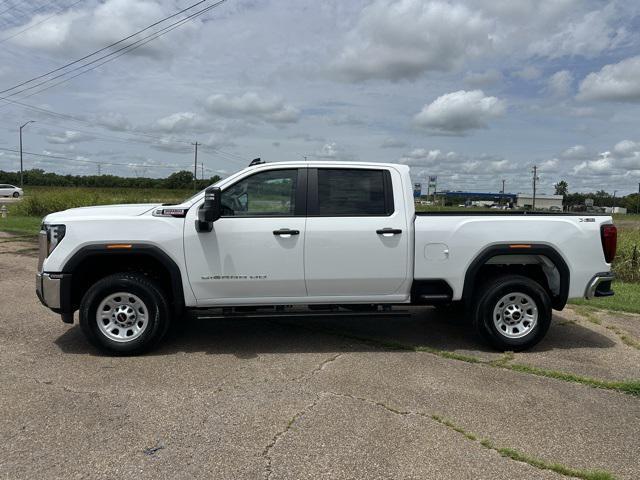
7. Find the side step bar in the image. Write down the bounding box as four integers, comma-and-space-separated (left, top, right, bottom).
195, 308, 411, 320
418, 294, 452, 304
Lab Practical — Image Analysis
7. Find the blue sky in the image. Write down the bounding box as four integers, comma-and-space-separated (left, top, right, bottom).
0, 0, 639, 194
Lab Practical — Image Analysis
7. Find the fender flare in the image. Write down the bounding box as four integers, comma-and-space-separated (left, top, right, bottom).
462, 243, 570, 310
62, 243, 185, 315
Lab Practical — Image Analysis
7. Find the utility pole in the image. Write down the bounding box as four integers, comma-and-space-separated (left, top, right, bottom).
501, 179, 505, 193
531, 165, 538, 211
501, 179, 505, 206
192, 142, 199, 191
637, 182, 640, 214
97, 163, 101, 175
19, 120, 35, 187
201, 162, 204, 180
612, 190, 617, 212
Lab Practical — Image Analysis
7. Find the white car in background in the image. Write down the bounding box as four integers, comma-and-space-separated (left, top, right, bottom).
0, 184, 23, 198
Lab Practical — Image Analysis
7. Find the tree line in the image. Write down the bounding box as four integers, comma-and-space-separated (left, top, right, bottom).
0, 169, 221, 190
554, 180, 639, 211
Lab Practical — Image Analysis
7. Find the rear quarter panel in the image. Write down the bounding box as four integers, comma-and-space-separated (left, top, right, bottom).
414, 215, 612, 301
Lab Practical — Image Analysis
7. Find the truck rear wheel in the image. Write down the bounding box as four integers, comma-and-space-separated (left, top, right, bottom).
79, 273, 170, 355
472, 274, 551, 351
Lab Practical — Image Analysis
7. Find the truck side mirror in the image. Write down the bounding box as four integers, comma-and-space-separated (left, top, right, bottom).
196, 187, 221, 232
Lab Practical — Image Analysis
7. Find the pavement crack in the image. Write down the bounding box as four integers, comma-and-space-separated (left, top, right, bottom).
261, 394, 322, 480
295, 352, 345, 382
323, 391, 617, 480
302, 326, 640, 397
27, 376, 99, 396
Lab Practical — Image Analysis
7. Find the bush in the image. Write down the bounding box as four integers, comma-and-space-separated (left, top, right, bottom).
11, 187, 192, 217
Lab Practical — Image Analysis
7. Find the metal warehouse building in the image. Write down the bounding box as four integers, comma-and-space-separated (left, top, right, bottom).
516, 194, 563, 210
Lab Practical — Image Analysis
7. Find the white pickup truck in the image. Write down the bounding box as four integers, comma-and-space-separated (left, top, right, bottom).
36, 161, 617, 354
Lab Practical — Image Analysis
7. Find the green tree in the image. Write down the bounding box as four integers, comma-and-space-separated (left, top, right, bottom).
164, 170, 194, 189
554, 180, 568, 197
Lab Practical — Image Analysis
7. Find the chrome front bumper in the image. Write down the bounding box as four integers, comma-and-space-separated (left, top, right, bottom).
585, 272, 615, 299
36, 273, 63, 309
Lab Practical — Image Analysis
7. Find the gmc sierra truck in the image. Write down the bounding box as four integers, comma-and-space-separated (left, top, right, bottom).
36, 161, 617, 355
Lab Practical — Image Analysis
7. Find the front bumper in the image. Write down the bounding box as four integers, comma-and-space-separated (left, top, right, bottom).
36, 272, 74, 323
584, 272, 615, 299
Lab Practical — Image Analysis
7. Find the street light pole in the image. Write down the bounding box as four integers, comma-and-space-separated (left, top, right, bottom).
19, 120, 35, 188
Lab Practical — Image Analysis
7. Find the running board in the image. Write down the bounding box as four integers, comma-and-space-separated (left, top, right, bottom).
418, 294, 452, 304
195, 309, 411, 320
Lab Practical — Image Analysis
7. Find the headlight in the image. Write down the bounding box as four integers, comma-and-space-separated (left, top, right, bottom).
43, 224, 66, 255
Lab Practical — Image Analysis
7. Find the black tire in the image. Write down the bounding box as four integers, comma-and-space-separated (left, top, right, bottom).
12, 192, 19, 198
79, 273, 171, 355
472, 274, 551, 351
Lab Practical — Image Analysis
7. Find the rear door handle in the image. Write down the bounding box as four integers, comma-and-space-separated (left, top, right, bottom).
376, 228, 402, 235
273, 228, 300, 236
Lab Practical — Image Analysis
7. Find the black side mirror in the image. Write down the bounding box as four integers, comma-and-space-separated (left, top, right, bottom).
196, 187, 221, 232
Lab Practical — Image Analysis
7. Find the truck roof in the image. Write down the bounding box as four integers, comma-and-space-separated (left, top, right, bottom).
246, 160, 408, 170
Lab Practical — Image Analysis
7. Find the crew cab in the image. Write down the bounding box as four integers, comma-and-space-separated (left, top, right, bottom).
36, 161, 616, 354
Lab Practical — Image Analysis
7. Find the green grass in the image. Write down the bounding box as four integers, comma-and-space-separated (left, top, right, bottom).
570, 281, 640, 314
428, 415, 617, 479
0, 215, 41, 236
9, 186, 193, 218
284, 322, 640, 397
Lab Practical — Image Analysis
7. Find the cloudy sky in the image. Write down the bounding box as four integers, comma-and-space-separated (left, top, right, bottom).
0, 0, 639, 195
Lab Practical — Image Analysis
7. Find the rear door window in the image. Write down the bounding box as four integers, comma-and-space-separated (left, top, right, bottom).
316, 169, 392, 216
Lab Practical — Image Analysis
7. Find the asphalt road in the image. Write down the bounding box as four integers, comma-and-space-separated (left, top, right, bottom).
1, 237, 639, 480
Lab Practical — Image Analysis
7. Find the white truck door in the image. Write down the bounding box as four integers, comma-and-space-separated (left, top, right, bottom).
184, 168, 307, 304
304, 167, 410, 297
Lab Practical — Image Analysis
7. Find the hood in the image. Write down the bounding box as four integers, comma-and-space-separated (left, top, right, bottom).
44, 203, 160, 223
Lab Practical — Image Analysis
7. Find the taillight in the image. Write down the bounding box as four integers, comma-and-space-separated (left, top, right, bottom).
600, 224, 617, 263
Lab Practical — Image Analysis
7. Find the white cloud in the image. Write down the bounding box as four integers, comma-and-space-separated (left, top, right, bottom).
561, 145, 590, 160
413, 90, 505, 134
7, 0, 195, 59
205, 92, 299, 124
613, 140, 639, 157
573, 156, 613, 175
577, 56, 640, 102
526, 7, 628, 59
547, 70, 573, 97
45, 130, 94, 144
539, 158, 559, 172
331, 0, 491, 82
153, 112, 209, 133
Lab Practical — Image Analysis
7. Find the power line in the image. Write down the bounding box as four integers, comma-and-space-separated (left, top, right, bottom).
0, 0, 225, 96
0, 146, 188, 170
11, 2, 224, 99
0, 0, 85, 44
9, 0, 229, 99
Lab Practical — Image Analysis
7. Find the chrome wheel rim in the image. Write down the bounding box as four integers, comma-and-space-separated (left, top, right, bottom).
493, 292, 538, 339
96, 292, 148, 343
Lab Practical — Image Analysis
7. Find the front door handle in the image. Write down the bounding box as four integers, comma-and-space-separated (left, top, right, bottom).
376, 228, 402, 236
273, 228, 300, 236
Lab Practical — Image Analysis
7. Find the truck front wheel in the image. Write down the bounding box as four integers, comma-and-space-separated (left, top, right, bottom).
79, 273, 170, 355
472, 274, 551, 351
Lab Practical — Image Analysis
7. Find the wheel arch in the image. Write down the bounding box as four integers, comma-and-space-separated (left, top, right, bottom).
462, 243, 570, 310
62, 243, 185, 317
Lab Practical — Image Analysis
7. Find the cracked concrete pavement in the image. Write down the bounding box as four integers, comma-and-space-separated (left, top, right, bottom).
0, 239, 639, 479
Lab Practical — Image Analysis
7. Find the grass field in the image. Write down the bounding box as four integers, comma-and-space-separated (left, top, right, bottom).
570, 281, 640, 314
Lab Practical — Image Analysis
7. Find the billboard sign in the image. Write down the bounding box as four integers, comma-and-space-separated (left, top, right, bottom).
413, 183, 422, 198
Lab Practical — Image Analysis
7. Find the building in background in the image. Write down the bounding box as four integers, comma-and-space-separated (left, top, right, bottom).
516, 194, 563, 210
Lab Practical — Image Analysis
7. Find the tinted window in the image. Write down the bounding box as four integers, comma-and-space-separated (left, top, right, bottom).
317, 169, 388, 215
221, 169, 298, 216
